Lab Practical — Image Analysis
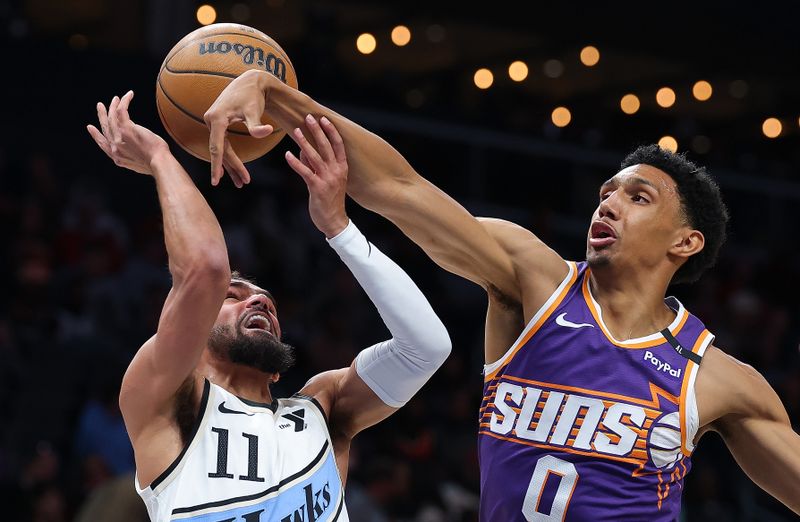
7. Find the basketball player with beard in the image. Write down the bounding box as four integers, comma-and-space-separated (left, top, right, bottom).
86, 91, 451, 522
203, 70, 800, 519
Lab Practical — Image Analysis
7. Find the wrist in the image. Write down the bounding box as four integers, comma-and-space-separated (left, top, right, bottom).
322, 216, 351, 240
148, 147, 175, 173
255, 70, 279, 109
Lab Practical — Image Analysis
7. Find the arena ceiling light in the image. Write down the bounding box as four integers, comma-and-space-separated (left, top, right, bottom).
357, 33, 377, 54
580, 46, 600, 66
196, 4, 217, 25
620, 94, 640, 115
508, 61, 529, 82
552, 107, 571, 127
658, 135, 678, 152
474, 68, 494, 89
692, 81, 713, 101
656, 87, 676, 108
762, 118, 782, 138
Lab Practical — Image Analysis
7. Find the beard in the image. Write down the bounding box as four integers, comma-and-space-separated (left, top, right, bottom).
586, 251, 611, 269
208, 324, 296, 374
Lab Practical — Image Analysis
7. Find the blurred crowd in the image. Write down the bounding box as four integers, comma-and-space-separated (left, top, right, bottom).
2, 0, 799, 518
1, 125, 799, 522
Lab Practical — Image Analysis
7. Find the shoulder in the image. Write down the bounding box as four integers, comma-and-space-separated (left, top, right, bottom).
297, 369, 348, 424
695, 345, 788, 431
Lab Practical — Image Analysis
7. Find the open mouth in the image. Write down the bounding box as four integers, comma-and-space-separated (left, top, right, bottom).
589, 221, 618, 248
242, 313, 273, 335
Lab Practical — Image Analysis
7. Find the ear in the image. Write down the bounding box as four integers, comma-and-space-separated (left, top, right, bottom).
669, 228, 705, 260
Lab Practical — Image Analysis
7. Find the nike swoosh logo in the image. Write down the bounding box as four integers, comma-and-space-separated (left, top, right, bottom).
555, 312, 594, 329
218, 402, 254, 416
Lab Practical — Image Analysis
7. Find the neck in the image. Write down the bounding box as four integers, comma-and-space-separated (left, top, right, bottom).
198, 350, 277, 404
588, 262, 675, 341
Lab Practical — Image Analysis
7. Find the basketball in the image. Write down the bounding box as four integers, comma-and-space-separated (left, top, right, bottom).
156, 23, 297, 163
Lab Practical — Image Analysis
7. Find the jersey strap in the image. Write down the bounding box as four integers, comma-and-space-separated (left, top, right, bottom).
660, 328, 702, 364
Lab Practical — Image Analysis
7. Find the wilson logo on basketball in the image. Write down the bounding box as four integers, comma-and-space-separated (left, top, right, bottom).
198, 42, 287, 82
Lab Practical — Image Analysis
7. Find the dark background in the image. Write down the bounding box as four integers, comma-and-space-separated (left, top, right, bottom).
1, 1, 799, 520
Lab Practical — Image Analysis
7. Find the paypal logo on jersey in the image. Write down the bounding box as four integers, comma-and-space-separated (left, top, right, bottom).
644, 351, 681, 378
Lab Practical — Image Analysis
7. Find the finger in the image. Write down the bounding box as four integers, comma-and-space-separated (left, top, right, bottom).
285, 150, 316, 185
87, 125, 111, 156
304, 114, 334, 163
224, 140, 250, 187
107, 95, 121, 145
288, 127, 324, 172
221, 156, 243, 189
96, 102, 110, 138
319, 116, 347, 163
244, 112, 273, 139
299, 150, 312, 169
116, 90, 135, 125
207, 115, 227, 185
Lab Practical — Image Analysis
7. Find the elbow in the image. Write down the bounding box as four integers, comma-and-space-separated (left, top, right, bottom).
427, 321, 452, 367
173, 249, 231, 291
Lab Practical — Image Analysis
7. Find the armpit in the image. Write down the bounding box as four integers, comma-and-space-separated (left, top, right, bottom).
173, 376, 198, 445
488, 282, 522, 311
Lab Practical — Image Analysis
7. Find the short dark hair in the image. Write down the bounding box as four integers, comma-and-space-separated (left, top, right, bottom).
620, 144, 729, 284
230, 270, 255, 285
230, 271, 275, 303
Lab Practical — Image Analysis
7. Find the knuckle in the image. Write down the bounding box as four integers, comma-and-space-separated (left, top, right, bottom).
204, 111, 221, 126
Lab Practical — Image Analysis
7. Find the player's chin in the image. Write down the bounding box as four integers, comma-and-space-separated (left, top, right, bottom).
586, 247, 613, 268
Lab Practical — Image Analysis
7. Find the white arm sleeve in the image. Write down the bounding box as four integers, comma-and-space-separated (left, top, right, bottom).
327, 220, 451, 407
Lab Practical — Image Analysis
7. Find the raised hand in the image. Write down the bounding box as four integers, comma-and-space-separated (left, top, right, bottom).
285, 115, 349, 238
203, 70, 275, 188
87, 91, 170, 175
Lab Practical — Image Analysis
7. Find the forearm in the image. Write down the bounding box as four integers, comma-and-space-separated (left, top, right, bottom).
151, 152, 230, 282
263, 72, 416, 209
327, 220, 451, 407
723, 418, 800, 514
262, 72, 519, 295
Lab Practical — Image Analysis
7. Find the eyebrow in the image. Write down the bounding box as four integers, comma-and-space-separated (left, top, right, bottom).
230, 281, 274, 302
600, 176, 660, 193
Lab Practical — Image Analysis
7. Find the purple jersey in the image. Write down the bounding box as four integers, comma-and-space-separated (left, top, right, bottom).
478, 261, 713, 521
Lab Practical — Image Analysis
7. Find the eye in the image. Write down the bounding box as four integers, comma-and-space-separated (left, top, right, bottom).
632, 194, 650, 203
225, 292, 239, 301
600, 191, 611, 201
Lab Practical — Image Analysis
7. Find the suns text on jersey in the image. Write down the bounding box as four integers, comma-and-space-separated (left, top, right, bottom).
480, 375, 679, 465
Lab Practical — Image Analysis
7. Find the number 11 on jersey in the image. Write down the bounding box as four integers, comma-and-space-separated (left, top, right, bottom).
522, 455, 579, 521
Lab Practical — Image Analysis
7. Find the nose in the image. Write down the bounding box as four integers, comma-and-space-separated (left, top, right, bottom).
598, 191, 619, 221
245, 293, 269, 310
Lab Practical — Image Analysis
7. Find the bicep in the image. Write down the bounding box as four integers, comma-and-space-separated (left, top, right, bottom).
358, 174, 520, 300
120, 276, 226, 432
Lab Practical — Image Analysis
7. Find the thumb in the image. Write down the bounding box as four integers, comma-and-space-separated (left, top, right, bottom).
244, 113, 273, 138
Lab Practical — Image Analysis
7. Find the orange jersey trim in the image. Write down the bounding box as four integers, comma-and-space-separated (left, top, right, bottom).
678, 329, 712, 455
581, 269, 689, 349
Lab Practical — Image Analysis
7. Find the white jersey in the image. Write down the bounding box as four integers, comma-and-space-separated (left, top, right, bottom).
136, 379, 349, 522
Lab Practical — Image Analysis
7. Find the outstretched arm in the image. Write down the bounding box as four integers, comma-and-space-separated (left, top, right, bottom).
286, 119, 450, 438
698, 347, 800, 514
204, 70, 527, 302
88, 92, 230, 484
